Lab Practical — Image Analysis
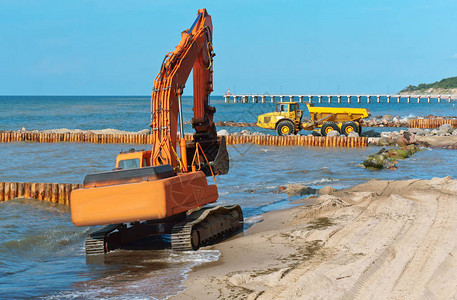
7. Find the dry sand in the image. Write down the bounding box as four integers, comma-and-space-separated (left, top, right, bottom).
172, 177, 457, 299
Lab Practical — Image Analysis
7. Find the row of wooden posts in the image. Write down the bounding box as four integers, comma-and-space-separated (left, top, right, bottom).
0, 182, 81, 205
0, 136, 364, 205
0, 131, 368, 147
225, 135, 368, 147
408, 118, 457, 129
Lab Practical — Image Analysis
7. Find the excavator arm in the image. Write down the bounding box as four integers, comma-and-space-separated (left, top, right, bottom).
151, 9, 226, 174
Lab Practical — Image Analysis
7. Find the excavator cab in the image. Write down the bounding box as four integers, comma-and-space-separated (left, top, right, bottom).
116, 149, 152, 169
275, 102, 300, 121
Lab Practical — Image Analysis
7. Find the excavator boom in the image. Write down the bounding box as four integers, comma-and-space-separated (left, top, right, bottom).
151, 9, 226, 174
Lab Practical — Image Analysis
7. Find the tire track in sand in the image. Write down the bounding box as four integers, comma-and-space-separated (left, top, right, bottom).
258, 180, 457, 299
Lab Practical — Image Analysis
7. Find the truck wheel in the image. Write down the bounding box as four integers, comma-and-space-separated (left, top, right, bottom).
341, 121, 359, 136
320, 122, 339, 136
276, 120, 294, 136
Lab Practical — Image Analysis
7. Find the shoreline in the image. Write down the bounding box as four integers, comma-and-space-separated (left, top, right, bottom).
172, 177, 457, 299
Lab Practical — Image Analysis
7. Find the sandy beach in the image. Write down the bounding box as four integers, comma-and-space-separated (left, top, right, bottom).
173, 177, 457, 299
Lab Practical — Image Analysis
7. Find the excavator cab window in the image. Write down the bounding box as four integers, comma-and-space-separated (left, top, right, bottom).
276, 103, 289, 113
118, 159, 140, 170
290, 103, 298, 111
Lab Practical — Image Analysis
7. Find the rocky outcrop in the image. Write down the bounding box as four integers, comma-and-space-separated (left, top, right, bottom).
361, 115, 409, 128
362, 145, 419, 170
409, 123, 457, 137
375, 130, 417, 147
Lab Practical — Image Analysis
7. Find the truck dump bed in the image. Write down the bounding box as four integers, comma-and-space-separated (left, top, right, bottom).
302, 103, 370, 130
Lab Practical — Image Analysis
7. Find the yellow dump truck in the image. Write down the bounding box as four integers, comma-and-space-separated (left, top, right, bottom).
256, 102, 370, 136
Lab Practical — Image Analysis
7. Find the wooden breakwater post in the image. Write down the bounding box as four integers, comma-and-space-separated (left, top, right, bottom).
0, 182, 82, 205
0, 131, 368, 147
408, 118, 457, 129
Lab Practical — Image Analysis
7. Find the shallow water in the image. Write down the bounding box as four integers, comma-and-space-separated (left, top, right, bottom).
1, 141, 456, 299
1, 96, 457, 298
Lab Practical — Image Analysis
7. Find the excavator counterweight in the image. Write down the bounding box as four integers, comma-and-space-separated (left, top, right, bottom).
70, 9, 242, 255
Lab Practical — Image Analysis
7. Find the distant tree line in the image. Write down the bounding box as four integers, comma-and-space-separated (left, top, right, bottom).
401, 76, 457, 92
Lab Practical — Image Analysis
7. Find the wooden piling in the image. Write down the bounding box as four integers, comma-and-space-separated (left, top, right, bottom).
0, 181, 81, 205
408, 118, 457, 129
30, 183, 38, 200
0, 182, 4, 201
17, 182, 25, 198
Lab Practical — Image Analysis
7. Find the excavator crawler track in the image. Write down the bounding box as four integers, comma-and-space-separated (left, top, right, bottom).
171, 205, 243, 251
84, 224, 120, 256
85, 235, 105, 255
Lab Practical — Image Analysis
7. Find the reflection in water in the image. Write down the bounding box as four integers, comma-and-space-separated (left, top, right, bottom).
58, 249, 220, 300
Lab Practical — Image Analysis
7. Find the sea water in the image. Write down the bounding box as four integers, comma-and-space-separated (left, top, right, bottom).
0, 96, 456, 298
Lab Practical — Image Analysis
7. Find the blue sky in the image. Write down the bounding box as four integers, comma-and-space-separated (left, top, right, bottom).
1, 0, 456, 96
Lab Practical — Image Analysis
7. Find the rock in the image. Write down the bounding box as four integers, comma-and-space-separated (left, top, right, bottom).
348, 131, 359, 137
396, 131, 416, 146
240, 130, 252, 136
408, 128, 421, 134
388, 148, 409, 159
383, 115, 393, 122
362, 154, 387, 169
452, 130, 457, 136
21, 127, 27, 132
215, 121, 224, 126
327, 130, 340, 137
399, 118, 409, 125
282, 184, 317, 196
430, 129, 439, 136
380, 132, 390, 138
378, 137, 394, 146
318, 186, 337, 195
363, 148, 396, 170
136, 129, 150, 135
368, 137, 380, 144
217, 129, 230, 136
415, 129, 426, 136
439, 123, 453, 134
252, 132, 264, 136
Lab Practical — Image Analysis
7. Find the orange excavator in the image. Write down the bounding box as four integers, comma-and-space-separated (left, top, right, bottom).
70, 9, 243, 255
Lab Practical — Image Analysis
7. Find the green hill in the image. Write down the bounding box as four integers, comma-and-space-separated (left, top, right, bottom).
401, 76, 457, 93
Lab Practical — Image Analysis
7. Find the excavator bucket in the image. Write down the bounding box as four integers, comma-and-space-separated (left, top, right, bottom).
185, 136, 229, 176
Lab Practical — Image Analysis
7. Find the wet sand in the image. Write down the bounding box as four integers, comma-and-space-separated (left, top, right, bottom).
172, 177, 457, 299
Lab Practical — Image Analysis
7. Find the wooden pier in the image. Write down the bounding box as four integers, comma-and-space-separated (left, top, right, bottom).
0, 131, 368, 147
224, 94, 455, 104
